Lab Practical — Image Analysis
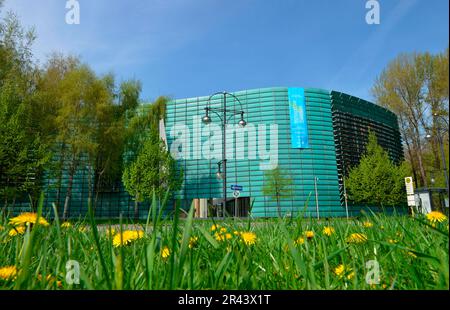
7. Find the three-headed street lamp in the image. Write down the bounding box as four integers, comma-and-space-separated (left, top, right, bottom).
202, 91, 247, 218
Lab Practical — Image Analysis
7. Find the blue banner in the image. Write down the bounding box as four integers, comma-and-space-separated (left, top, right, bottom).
288, 88, 309, 148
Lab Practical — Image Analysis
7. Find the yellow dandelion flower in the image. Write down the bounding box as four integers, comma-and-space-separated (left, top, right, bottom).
37, 274, 62, 287
388, 239, 398, 244
233, 231, 241, 236
188, 236, 199, 249
106, 227, 116, 236
363, 221, 373, 228
219, 227, 227, 233
240, 232, 257, 246
112, 230, 144, 247
61, 222, 72, 229
0, 266, 17, 281
426, 211, 447, 224
210, 224, 220, 232
294, 237, 305, 246
8, 226, 26, 237
9, 212, 49, 227
334, 264, 354, 280
304, 231, 314, 239
407, 251, 417, 259
346, 233, 368, 244
323, 226, 335, 236
161, 246, 170, 259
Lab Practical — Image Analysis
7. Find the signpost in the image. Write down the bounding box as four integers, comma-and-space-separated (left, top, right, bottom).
231, 185, 243, 191
405, 177, 416, 214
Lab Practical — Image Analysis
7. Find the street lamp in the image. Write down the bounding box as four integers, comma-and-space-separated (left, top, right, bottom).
202, 91, 247, 218
426, 112, 449, 198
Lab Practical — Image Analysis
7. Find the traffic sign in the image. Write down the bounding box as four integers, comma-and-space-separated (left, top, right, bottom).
231, 185, 243, 191
233, 190, 240, 198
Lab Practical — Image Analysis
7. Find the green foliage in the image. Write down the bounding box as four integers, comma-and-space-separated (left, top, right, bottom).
262, 167, 294, 217
345, 132, 408, 206
372, 49, 449, 188
0, 209, 448, 289
0, 12, 49, 209
122, 128, 182, 218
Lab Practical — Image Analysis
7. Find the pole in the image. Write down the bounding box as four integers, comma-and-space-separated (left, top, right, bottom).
222, 92, 227, 218
314, 176, 319, 219
437, 130, 449, 198
343, 177, 349, 219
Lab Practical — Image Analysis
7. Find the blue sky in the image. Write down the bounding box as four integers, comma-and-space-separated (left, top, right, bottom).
1, 0, 448, 102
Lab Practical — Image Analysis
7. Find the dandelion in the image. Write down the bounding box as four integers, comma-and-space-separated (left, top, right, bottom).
388, 239, 398, 244
188, 236, 199, 249
346, 233, 368, 244
215, 232, 232, 242
240, 232, 257, 246
210, 224, 220, 232
363, 221, 373, 228
407, 251, 417, 259
0, 266, 17, 281
334, 264, 354, 280
323, 226, 335, 236
219, 227, 227, 233
8, 226, 25, 237
112, 230, 144, 247
38, 274, 63, 288
9, 212, 49, 227
161, 246, 170, 259
106, 227, 116, 237
61, 222, 72, 229
304, 231, 314, 239
233, 231, 241, 236
426, 211, 447, 224
294, 237, 305, 246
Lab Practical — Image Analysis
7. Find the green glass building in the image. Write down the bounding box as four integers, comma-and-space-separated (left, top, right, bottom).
165, 87, 403, 217
4, 86, 403, 218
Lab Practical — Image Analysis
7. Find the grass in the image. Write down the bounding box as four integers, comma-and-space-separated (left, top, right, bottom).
0, 201, 448, 290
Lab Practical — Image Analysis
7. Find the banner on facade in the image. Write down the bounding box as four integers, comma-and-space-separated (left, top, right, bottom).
288, 88, 309, 148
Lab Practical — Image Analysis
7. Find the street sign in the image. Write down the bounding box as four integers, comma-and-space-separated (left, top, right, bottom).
233, 190, 240, 198
405, 177, 414, 195
231, 185, 243, 191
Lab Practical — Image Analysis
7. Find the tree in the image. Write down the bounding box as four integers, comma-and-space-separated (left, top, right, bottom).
372, 49, 449, 188
345, 132, 408, 207
0, 11, 50, 211
262, 167, 294, 217
122, 128, 182, 219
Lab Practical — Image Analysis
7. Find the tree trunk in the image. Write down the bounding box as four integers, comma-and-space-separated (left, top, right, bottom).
276, 194, 281, 218
55, 143, 66, 213
415, 135, 428, 188
134, 195, 139, 220
62, 157, 77, 220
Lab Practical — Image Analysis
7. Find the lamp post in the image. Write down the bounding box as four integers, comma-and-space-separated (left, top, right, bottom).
202, 91, 247, 218
426, 112, 449, 198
